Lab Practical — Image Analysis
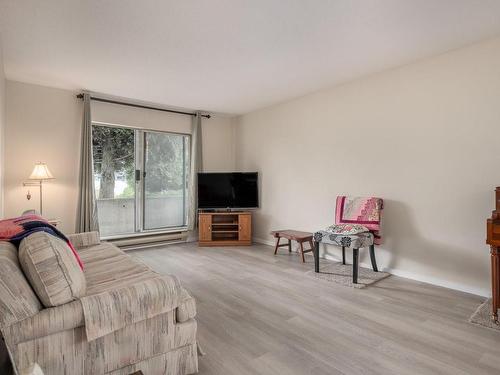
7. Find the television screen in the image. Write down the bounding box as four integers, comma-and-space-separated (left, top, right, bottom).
198, 172, 259, 209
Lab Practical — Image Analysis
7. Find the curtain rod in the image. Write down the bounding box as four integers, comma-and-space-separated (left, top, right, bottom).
76, 94, 211, 119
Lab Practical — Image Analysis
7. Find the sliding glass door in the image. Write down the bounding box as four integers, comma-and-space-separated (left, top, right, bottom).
92, 124, 190, 237
143, 131, 189, 230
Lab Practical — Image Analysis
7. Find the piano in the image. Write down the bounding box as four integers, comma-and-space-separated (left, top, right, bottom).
486, 187, 500, 322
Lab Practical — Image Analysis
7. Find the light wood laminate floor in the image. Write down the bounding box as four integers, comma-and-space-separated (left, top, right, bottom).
129, 243, 500, 375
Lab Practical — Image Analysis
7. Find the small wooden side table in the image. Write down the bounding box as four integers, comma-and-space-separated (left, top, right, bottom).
271, 230, 314, 263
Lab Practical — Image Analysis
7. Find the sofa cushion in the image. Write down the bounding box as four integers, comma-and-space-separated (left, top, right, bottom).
0, 241, 42, 328
78, 241, 158, 295
19, 232, 86, 307
67, 231, 100, 250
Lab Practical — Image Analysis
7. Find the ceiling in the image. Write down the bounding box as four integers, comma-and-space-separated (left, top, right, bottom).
1, 1, 500, 115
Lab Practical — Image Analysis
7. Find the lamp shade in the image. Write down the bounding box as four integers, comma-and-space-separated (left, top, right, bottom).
29, 163, 54, 180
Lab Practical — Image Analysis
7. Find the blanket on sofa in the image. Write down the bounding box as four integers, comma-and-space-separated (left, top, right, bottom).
0, 214, 83, 269
335, 196, 384, 245
80, 274, 184, 341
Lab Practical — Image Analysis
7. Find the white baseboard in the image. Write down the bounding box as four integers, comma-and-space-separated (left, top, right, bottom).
253, 237, 489, 297
253, 237, 277, 247
378, 266, 489, 298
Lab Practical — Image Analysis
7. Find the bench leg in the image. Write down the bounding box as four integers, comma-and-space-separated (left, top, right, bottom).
288, 239, 292, 253
274, 237, 281, 255
353, 248, 359, 284
369, 244, 378, 272
299, 241, 306, 263
314, 241, 320, 272
342, 246, 346, 265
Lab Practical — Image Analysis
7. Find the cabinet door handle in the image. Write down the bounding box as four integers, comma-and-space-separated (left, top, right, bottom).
209, 225, 211, 230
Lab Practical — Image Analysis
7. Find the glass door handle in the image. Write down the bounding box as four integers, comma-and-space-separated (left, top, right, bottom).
135, 170, 141, 181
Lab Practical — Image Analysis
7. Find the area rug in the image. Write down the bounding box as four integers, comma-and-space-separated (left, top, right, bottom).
469, 299, 500, 331
306, 261, 390, 288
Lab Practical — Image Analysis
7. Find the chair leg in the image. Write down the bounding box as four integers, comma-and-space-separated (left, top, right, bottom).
314, 241, 320, 272
342, 246, 346, 265
274, 237, 280, 255
299, 241, 306, 263
353, 248, 359, 284
288, 239, 292, 253
369, 244, 378, 272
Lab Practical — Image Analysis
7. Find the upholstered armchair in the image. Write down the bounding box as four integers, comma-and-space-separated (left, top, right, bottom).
313, 196, 384, 284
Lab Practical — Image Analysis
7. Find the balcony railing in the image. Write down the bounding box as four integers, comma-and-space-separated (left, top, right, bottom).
96, 196, 185, 236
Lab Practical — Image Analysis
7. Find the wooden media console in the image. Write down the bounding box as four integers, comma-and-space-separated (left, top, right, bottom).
198, 211, 252, 246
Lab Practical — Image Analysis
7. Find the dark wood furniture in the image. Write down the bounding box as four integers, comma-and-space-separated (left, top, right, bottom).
486, 187, 500, 322
199, 211, 252, 246
271, 230, 314, 262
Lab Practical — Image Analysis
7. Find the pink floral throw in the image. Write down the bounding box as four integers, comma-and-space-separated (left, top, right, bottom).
335, 196, 384, 244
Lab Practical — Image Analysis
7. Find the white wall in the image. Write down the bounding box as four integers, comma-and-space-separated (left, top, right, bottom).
0, 36, 5, 217
92, 100, 192, 134
201, 115, 235, 172
4, 81, 235, 233
235, 36, 500, 297
5, 82, 83, 233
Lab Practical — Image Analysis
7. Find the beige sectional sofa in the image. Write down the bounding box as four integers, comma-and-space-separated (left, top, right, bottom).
0, 232, 198, 375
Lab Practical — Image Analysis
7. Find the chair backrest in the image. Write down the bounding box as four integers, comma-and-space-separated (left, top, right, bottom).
335, 196, 383, 231
0, 241, 42, 329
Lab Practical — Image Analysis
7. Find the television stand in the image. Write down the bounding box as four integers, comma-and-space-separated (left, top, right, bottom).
198, 211, 252, 246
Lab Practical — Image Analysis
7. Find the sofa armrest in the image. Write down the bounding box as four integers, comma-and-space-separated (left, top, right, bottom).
2, 301, 84, 345
176, 288, 197, 323
80, 275, 183, 341
67, 232, 100, 249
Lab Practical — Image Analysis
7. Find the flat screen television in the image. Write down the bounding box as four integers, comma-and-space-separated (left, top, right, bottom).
198, 172, 259, 209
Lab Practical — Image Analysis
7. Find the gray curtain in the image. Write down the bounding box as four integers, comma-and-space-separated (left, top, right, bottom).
188, 112, 203, 231
76, 93, 100, 233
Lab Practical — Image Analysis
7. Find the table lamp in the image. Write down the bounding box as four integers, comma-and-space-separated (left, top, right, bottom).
23, 162, 54, 216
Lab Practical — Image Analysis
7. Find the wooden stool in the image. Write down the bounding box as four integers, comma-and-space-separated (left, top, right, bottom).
271, 230, 314, 263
